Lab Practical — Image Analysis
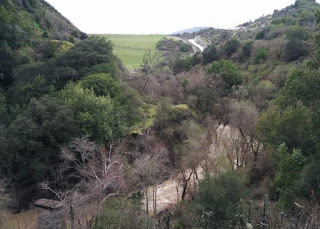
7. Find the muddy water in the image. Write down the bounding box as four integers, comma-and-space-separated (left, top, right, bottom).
0, 209, 37, 229
143, 125, 232, 215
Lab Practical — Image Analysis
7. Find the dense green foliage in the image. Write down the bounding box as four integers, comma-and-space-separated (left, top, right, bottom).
207, 59, 243, 89
1, 96, 77, 207
202, 44, 219, 64
95, 198, 153, 229
285, 38, 308, 61
254, 47, 268, 63
189, 172, 247, 228
172, 58, 192, 74
274, 144, 307, 209
240, 41, 254, 61
81, 73, 120, 98
223, 39, 240, 57
59, 83, 121, 144
0, 2, 142, 209
156, 37, 192, 52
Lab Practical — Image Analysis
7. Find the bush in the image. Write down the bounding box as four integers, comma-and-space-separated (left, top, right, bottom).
223, 39, 240, 57
255, 29, 268, 40
285, 39, 308, 61
192, 171, 247, 227
0, 41, 15, 87
274, 143, 307, 209
156, 37, 192, 52
271, 18, 284, 26
96, 198, 153, 229
296, 160, 320, 203
179, 42, 192, 52
254, 47, 268, 63
81, 73, 120, 97
202, 44, 219, 64
299, 9, 315, 24
285, 26, 311, 41
240, 41, 254, 61
207, 59, 243, 89
191, 51, 202, 65
187, 86, 218, 113
173, 58, 191, 74
59, 83, 125, 143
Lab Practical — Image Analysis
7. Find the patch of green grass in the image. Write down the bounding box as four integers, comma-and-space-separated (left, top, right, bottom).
173, 104, 198, 118
52, 40, 74, 53
94, 34, 164, 70
173, 104, 189, 109
32, 20, 41, 30
131, 104, 198, 134
131, 104, 157, 134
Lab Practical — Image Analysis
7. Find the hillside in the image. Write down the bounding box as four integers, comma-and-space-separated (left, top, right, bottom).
0, 0, 88, 87
180, 0, 319, 43
1, 0, 85, 42
171, 26, 210, 35
170, 0, 320, 89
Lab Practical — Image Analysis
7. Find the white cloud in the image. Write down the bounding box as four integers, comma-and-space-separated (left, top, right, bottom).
45, 0, 320, 34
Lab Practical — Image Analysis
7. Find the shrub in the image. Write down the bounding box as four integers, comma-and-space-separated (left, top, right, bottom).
207, 59, 243, 89
192, 171, 247, 227
223, 39, 240, 57
285, 39, 308, 61
241, 41, 254, 60
96, 198, 153, 229
173, 58, 191, 74
285, 26, 311, 41
255, 29, 268, 40
274, 143, 307, 209
299, 9, 315, 24
254, 47, 268, 63
271, 18, 284, 25
191, 51, 202, 65
81, 73, 120, 98
187, 86, 218, 113
296, 160, 320, 203
179, 42, 192, 52
202, 44, 219, 64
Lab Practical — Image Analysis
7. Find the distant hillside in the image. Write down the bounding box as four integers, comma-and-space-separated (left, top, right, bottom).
0, 0, 86, 44
171, 26, 210, 35
182, 0, 319, 44
170, 0, 320, 91
0, 0, 88, 86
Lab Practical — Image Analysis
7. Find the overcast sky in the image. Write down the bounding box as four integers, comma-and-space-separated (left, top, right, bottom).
45, 0, 320, 34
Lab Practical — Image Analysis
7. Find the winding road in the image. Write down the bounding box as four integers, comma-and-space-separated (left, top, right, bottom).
188, 36, 208, 52
170, 36, 208, 53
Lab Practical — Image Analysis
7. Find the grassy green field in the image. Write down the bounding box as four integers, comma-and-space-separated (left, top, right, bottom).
95, 34, 164, 70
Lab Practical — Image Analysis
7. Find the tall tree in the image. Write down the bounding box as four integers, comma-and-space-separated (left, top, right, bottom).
1, 96, 77, 208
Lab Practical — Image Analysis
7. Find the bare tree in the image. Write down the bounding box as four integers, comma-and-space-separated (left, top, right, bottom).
133, 135, 169, 215
40, 136, 126, 228
221, 100, 261, 169
126, 72, 153, 94
179, 121, 211, 199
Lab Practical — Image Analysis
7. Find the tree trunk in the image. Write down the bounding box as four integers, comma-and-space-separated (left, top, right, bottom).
181, 171, 193, 200
145, 188, 149, 216
154, 183, 157, 215
70, 204, 75, 229
152, 185, 155, 215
